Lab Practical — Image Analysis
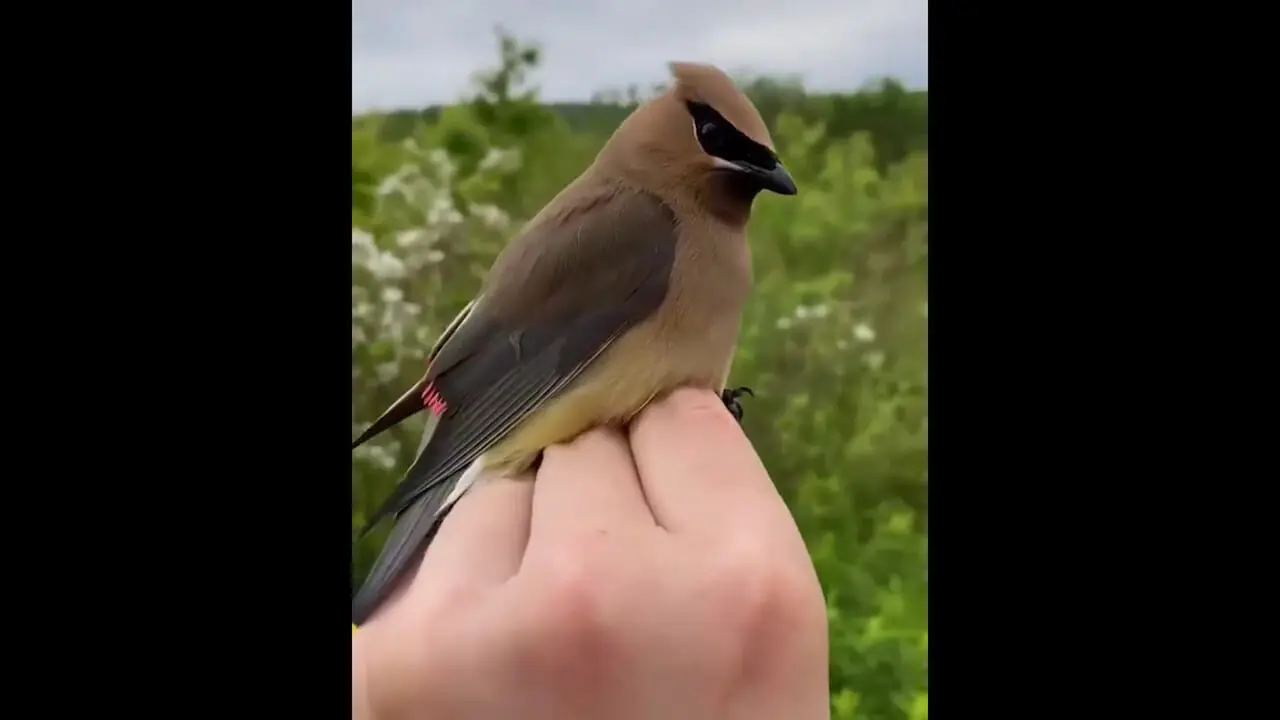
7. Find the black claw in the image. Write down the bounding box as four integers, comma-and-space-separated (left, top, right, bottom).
720, 386, 754, 424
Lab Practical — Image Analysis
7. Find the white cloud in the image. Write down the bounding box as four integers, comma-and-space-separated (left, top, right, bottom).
351, 0, 928, 113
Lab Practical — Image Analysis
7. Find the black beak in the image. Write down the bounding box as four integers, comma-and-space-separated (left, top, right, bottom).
743, 161, 797, 196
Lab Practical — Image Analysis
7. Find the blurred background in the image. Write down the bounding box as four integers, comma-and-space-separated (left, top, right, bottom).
352, 4, 927, 718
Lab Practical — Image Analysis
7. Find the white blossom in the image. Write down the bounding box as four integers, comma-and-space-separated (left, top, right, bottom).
351, 228, 376, 253
426, 148, 455, 180
426, 196, 464, 226
357, 443, 399, 471
395, 229, 424, 248
375, 361, 401, 383
478, 147, 521, 173
354, 133, 529, 475
367, 251, 406, 280
471, 203, 511, 230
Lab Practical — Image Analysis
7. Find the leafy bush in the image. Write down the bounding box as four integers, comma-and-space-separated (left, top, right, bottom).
352, 33, 927, 720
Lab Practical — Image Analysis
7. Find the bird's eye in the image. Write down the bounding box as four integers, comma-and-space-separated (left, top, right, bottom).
699, 122, 717, 137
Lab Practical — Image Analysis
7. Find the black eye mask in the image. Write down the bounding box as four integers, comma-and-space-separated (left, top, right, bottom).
684, 101, 778, 171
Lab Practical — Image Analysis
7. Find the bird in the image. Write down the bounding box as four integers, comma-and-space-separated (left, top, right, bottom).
350, 61, 797, 626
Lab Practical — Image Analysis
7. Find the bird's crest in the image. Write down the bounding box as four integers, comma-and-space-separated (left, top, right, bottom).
666, 62, 775, 152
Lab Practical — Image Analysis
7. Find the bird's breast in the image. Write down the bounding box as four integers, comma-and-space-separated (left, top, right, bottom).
626, 223, 752, 388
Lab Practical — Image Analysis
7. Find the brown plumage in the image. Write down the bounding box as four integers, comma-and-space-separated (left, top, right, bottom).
350, 61, 797, 625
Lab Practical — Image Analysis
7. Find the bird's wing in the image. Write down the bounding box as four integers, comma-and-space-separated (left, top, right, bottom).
357, 187, 680, 534
349, 297, 479, 451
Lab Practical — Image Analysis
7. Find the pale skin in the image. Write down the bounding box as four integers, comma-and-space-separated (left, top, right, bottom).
352, 388, 830, 720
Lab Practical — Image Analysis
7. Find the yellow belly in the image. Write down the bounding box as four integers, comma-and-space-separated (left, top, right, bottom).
482, 315, 737, 474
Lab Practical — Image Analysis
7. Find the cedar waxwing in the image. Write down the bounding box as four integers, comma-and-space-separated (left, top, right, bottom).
350, 61, 797, 625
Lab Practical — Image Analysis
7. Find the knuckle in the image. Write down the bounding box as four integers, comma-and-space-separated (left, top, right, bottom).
539, 549, 602, 608
519, 549, 617, 669
706, 541, 826, 637
700, 544, 829, 687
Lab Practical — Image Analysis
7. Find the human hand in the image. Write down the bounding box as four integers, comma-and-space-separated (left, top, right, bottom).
353, 388, 829, 720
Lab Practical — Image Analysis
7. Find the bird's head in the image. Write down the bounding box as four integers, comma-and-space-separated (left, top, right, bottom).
596, 62, 797, 221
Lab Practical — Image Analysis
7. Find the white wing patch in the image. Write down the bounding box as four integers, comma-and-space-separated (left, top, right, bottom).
437, 455, 488, 518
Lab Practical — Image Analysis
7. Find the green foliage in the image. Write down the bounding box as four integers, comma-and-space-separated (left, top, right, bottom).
352, 32, 927, 720
371, 73, 927, 172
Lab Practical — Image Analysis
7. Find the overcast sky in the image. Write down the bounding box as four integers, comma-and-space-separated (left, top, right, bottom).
352, 0, 928, 114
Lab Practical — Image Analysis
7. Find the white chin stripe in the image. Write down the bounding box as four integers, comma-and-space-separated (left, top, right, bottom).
711, 157, 744, 172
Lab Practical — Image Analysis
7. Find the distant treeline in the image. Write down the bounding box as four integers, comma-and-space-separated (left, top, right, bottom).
361, 79, 927, 171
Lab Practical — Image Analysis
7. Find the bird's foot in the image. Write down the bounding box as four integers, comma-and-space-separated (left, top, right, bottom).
720, 386, 754, 424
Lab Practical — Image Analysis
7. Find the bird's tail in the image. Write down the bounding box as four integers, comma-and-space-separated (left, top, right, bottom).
352, 377, 430, 450
351, 467, 461, 626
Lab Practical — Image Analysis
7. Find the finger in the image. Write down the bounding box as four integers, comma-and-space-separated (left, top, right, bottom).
527, 426, 656, 553
628, 387, 785, 536
414, 467, 535, 590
